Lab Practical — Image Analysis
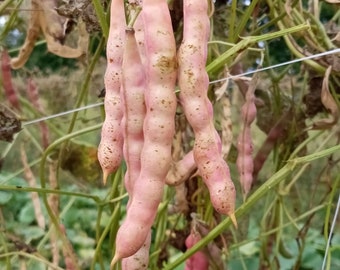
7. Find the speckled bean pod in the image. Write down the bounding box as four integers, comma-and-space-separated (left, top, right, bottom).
177, 0, 236, 225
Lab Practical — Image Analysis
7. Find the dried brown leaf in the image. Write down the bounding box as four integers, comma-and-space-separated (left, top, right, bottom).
11, 0, 89, 69
40, 12, 89, 58
284, 0, 293, 18
10, 0, 40, 69
37, 0, 66, 42
331, 32, 340, 43
0, 104, 21, 142
312, 66, 339, 129
323, 0, 340, 4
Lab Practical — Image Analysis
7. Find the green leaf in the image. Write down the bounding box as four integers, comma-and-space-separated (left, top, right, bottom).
228, 257, 260, 270
20, 226, 45, 242
18, 203, 35, 224
79, 248, 95, 260
301, 245, 323, 269
27, 259, 47, 270
72, 233, 95, 247
0, 190, 12, 204
239, 241, 260, 256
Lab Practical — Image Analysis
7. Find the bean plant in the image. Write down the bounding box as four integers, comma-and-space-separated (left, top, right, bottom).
0, 0, 339, 270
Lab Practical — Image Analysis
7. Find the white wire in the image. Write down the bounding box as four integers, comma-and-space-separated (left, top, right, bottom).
209, 48, 340, 84
3, 48, 340, 127
22, 102, 104, 126
321, 193, 340, 270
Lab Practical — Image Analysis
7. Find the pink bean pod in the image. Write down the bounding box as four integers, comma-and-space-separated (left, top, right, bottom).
236, 75, 258, 199
184, 228, 209, 270
133, 10, 147, 67
97, 0, 125, 184
166, 150, 196, 186
111, 0, 177, 265
177, 0, 237, 226
195, 221, 224, 269
121, 27, 146, 201
121, 232, 151, 270
120, 26, 150, 270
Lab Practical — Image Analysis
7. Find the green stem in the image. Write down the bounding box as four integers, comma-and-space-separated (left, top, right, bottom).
57, 37, 105, 184
38, 123, 102, 270
31, 197, 77, 268
40, 123, 102, 190
0, 251, 64, 270
0, 185, 100, 201
94, 206, 105, 270
208, 40, 263, 53
0, 0, 23, 41
228, 0, 237, 42
292, 10, 324, 52
0, 158, 40, 184
230, 203, 326, 250
290, 130, 324, 158
164, 169, 288, 269
22, 128, 43, 153
152, 200, 169, 266
251, 13, 285, 36
302, 10, 335, 50
0, 229, 10, 269
288, 144, 340, 164
101, 193, 128, 206
0, 0, 14, 14
324, 174, 340, 241
283, 129, 337, 193
91, 169, 124, 270
235, 0, 259, 38
330, 8, 340, 22
272, 9, 325, 73
92, 0, 109, 39
206, 23, 309, 75
66, 37, 105, 135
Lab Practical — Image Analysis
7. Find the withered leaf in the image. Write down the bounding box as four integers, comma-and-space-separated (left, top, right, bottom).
313, 66, 339, 129
60, 140, 101, 184
284, 0, 293, 18
323, 0, 340, 3
5, 232, 37, 253
0, 104, 22, 142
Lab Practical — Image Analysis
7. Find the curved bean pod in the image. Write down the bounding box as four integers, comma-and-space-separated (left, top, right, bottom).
177, 0, 236, 225
166, 150, 196, 186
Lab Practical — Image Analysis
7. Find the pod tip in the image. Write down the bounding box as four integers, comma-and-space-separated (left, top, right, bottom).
110, 253, 119, 269
102, 171, 109, 185
229, 213, 238, 229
